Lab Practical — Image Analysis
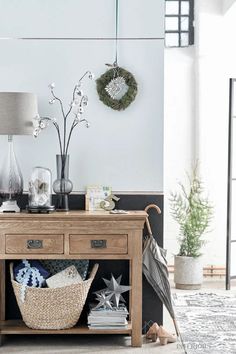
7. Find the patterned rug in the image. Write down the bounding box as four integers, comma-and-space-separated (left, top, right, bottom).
173, 292, 236, 354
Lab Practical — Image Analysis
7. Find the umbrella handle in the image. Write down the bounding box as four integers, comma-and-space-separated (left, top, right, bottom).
144, 204, 162, 236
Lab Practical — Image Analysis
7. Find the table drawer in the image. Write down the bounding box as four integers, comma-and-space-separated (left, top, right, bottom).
5, 234, 64, 254
69, 234, 128, 254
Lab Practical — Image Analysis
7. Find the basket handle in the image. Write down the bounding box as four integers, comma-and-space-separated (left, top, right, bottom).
88, 263, 99, 281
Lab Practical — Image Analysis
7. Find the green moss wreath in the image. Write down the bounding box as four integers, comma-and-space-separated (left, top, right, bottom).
96, 67, 138, 111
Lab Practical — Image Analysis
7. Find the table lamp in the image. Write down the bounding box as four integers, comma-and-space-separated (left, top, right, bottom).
0, 92, 38, 212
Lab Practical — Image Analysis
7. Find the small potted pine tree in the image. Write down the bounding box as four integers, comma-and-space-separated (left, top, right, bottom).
169, 163, 213, 289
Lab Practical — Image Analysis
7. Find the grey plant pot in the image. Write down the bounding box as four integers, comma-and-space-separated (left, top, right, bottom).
174, 255, 203, 290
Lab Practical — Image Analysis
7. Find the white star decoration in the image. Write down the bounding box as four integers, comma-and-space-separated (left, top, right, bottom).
105, 76, 127, 100
93, 291, 113, 310
102, 274, 131, 308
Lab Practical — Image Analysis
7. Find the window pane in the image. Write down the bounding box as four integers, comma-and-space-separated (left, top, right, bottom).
181, 16, 189, 31
166, 1, 179, 15
181, 32, 189, 46
181, 1, 190, 15
165, 0, 194, 47
165, 33, 179, 47
230, 242, 236, 276
232, 118, 236, 177
232, 81, 236, 118
165, 17, 179, 31
231, 180, 236, 239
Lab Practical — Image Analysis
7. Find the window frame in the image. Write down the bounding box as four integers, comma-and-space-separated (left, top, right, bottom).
165, 0, 194, 48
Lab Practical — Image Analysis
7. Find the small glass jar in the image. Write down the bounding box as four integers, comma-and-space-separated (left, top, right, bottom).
28, 167, 52, 209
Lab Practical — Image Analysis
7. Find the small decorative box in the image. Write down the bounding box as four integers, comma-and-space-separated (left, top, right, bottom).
46, 265, 83, 288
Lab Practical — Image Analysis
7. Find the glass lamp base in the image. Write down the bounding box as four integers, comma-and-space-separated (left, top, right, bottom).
0, 200, 20, 213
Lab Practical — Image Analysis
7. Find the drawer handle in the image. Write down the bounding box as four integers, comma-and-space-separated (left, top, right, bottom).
27, 240, 43, 249
91, 240, 107, 249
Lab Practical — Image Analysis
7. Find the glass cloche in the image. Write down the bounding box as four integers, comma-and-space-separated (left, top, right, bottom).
28, 167, 55, 212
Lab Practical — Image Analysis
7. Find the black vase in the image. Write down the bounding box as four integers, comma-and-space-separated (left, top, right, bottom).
53, 155, 73, 211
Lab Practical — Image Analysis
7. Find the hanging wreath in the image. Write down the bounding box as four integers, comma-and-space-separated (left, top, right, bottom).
96, 66, 138, 111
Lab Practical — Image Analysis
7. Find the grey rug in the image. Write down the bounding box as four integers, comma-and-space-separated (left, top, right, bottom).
173, 292, 236, 354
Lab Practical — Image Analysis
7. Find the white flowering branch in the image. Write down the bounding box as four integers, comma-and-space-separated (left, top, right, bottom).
34, 71, 94, 158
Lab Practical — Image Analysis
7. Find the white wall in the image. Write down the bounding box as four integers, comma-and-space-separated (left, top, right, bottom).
165, 0, 236, 267
164, 47, 195, 261
0, 0, 164, 193
197, 0, 227, 266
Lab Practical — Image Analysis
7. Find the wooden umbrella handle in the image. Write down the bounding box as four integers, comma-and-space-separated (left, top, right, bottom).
145, 204, 162, 235
145, 204, 162, 214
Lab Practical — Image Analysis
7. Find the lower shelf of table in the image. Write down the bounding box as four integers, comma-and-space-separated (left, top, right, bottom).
0, 320, 132, 335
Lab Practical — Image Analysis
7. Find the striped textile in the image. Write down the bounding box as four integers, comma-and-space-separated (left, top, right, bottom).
142, 234, 175, 320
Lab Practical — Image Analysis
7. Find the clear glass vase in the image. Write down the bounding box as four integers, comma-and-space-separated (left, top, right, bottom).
53, 155, 73, 211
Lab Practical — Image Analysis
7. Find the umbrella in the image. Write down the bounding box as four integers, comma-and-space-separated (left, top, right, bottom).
143, 204, 179, 336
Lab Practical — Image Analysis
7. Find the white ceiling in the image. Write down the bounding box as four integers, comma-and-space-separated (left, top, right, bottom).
222, 0, 236, 14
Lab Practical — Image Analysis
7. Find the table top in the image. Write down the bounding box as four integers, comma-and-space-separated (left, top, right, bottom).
0, 210, 147, 220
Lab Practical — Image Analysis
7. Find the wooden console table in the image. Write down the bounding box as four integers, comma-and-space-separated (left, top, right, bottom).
0, 210, 146, 347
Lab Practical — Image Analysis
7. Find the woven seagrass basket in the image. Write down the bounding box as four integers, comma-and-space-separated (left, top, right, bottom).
10, 263, 98, 330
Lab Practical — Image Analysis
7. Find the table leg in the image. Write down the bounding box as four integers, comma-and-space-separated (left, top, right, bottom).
130, 230, 142, 347
0, 260, 5, 346
0, 335, 5, 347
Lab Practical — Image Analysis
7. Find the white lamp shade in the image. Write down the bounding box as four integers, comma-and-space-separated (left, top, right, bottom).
0, 92, 38, 135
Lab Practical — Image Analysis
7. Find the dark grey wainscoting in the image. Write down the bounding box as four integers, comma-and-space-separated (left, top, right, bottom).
6, 193, 163, 332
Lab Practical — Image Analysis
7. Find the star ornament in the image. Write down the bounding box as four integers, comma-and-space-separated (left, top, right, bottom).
103, 275, 131, 308
93, 291, 113, 310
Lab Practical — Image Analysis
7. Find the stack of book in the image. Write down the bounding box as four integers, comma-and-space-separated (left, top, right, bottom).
88, 305, 129, 330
